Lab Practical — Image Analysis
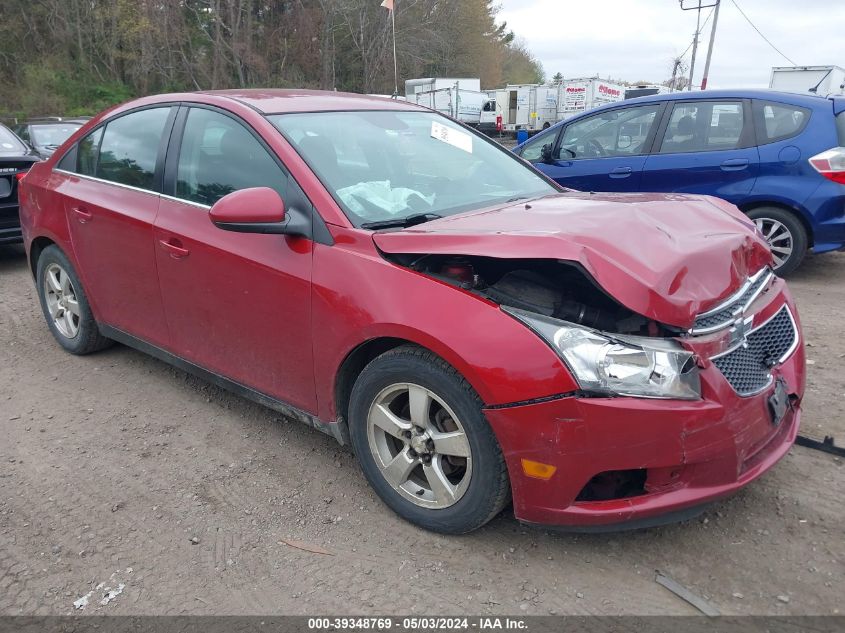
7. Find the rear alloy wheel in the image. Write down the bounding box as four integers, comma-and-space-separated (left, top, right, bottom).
36, 245, 112, 355
349, 346, 510, 534
747, 207, 807, 276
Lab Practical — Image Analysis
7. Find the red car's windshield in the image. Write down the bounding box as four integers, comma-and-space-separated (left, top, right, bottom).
270, 110, 556, 227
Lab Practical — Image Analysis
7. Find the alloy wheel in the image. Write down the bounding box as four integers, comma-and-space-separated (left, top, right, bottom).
366, 383, 472, 509
754, 217, 794, 270
43, 263, 81, 339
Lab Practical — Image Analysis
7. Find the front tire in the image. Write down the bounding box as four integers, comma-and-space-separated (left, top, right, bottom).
746, 207, 807, 276
36, 245, 112, 355
349, 346, 510, 534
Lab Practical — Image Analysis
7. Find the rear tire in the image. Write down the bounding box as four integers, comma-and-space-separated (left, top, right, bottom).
36, 245, 112, 355
349, 345, 510, 534
746, 207, 807, 276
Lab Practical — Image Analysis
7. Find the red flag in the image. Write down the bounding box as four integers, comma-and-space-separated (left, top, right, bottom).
380, 0, 394, 10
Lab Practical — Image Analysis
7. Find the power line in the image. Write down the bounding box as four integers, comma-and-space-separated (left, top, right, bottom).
729, 0, 796, 65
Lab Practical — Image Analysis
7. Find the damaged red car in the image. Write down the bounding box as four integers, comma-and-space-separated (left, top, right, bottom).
19, 90, 805, 533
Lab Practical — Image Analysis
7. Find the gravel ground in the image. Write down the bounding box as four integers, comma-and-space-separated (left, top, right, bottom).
0, 243, 843, 616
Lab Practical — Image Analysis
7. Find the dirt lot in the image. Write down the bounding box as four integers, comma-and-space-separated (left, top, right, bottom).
1, 243, 843, 616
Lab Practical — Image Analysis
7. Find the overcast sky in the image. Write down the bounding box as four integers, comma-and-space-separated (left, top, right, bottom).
497, 0, 844, 88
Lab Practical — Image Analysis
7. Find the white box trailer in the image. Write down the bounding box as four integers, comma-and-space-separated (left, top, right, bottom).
405, 78, 482, 99
557, 78, 625, 121
412, 87, 486, 127
769, 66, 845, 96
500, 84, 558, 133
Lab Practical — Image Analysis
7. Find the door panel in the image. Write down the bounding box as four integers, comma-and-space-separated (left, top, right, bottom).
61, 107, 173, 347
535, 103, 662, 192
641, 100, 759, 202
154, 106, 316, 412
63, 177, 168, 346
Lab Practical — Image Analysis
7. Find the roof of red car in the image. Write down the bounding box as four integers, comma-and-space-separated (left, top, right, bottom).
200, 89, 421, 114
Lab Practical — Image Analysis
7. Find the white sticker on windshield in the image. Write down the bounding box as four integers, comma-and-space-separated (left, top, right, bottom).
431, 121, 472, 154
1, 143, 13, 149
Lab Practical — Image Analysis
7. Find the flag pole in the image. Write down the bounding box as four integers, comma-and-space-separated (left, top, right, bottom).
391, 2, 398, 97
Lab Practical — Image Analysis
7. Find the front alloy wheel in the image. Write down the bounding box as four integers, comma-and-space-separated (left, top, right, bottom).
349, 346, 510, 534
367, 383, 472, 508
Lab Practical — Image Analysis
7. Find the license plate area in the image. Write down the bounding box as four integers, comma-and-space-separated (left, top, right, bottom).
0, 177, 10, 199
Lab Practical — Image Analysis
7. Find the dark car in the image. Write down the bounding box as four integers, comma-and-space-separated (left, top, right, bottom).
14, 119, 86, 159
0, 123, 38, 245
515, 90, 845, 275
19, 90, 805, 534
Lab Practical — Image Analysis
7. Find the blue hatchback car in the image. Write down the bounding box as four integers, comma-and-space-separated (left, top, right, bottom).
515, 90, 845, 274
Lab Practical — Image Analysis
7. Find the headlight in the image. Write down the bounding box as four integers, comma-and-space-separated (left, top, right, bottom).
504, 307, 700, 400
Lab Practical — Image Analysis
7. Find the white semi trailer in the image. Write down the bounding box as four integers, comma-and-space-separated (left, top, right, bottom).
769, 66, 845, 96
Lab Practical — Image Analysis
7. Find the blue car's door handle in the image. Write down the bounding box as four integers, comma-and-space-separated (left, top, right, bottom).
721, 158, 750, 171
609, 166, 633, 178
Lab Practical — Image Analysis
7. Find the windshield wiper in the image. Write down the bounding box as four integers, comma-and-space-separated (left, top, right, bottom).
361, 212, 443, 230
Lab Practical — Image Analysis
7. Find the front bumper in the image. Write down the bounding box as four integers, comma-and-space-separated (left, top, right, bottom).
485, 284, 805, 529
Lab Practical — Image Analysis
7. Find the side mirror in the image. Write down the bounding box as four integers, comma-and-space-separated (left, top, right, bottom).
209, 187, 288, 234
540, 143, 554, 163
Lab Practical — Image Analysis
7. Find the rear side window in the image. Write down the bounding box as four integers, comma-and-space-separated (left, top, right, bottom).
755, 101, 810, 144
175, 107, 287, 206
77, 128, 103, 176
96, 108, 171, 190
659, 101, 744, 153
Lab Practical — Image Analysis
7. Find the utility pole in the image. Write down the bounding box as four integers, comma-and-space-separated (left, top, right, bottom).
688, 6, 701, 91
700, 0, 721, 90
679, 0, 718, 91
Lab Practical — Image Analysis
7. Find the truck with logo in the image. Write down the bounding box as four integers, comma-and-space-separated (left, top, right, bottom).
557, 78, 625, 121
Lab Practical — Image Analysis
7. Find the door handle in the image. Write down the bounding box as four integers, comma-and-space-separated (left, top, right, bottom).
158, 238, 190, 259
720, 158, 749, 171
609, 166, 633, 178
71, 206, 92, 223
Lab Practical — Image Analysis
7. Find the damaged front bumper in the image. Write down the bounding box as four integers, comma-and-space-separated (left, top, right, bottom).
484, 283, 805, 530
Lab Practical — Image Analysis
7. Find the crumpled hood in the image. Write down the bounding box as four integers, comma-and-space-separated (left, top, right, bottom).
373, 192, 773, 328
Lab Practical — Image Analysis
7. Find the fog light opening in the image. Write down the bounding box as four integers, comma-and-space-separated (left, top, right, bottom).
575, 469, 648, 502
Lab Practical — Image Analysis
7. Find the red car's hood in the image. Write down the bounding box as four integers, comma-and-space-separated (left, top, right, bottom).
373, 192, 773, 328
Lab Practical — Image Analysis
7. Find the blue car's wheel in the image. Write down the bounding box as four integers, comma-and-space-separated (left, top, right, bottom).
747, 207, 807, 276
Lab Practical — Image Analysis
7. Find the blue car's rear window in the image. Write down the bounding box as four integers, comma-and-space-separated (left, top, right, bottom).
837, 111, 845, 146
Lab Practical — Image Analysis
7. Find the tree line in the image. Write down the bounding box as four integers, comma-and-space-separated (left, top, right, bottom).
0, 0, 545, 118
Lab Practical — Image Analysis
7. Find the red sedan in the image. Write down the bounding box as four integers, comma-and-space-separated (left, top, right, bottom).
18, 90, 805, 533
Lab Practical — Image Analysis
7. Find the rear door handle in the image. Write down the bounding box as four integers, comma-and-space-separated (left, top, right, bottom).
158, 238, 190, 259
71, 206, 92, 223
720, 158, 749, 171
609, 166, 633, 178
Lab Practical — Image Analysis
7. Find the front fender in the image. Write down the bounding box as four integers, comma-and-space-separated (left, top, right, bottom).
311, 229, 577, 422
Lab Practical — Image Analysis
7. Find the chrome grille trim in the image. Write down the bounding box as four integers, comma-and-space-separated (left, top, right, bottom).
691, 268, 774, 334
710, 305, 798, 397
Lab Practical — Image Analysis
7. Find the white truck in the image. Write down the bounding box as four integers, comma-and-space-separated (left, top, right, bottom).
769, 66, 845, 97
406, 78, 486, 126
499, 84, 558, 134
557, 78, 625, 121
411, 87, 486, 127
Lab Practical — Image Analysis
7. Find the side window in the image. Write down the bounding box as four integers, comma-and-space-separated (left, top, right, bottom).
96, 108, 171, 190
176, 108, 287, 206
659, 101, 744, 153
520, 131, 555, 161
756, 101, 810, 144
77, 127, 103, 176
558, 105, 661, 159
16, 127, 30, 142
